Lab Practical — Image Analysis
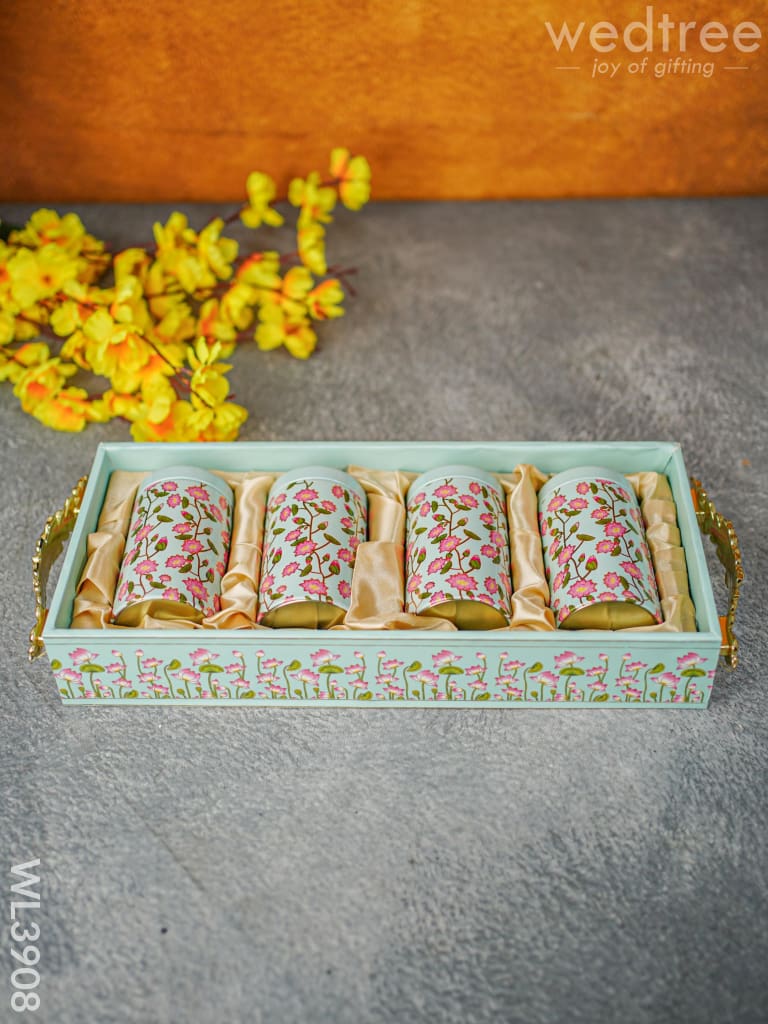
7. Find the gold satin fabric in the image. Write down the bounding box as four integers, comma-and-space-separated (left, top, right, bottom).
498, 465, 557, 631
70, 463, 696, 634
338, 467, 457, 631
261, 602, 347, 629
623, 470, 697, 633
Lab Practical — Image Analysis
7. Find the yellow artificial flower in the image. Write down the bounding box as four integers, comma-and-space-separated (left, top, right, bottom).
219, 282, 257, 332
138, 374, 178, 424
236, 251, 281, 290
153, 300, 197, 345
329, 148, 371, 210
130, 387, 247, 443
31, 386, 111, 433
11, 209, 91, 254
187, 400, 248, 441
152, 214, 212, 294
188, 336, 224, 369
82, 308, 154, 393
255, 304, 317, 360
9, 209, 108, 281
100, 388, 144, 422
126, 372, 211, 441
50, 280, 105, 337
0, 311, 16, 345
130, 397, 196, 442
141, 349, 184, 384
155, 250, 209, 295
60, 329, 90, 370
7, 246, 80, 309
241, 172, 284, 229
78, 247, 111, 284
288, 171, 336, 228
13, 353, 77, 413
153, 212, 196, 252
188, 337, 233, 407
297, 223, 327, 276
109, 276, 152, 333
144, 260, 186, 319
197, 298, 238, 352
307, 278, 345, 320
197, 219, 238, 281
0, 341, 50, 383
113, 247, 151, 285
265, 266, 313, 318
234, 250, 282, 309
0, 242, 15, 304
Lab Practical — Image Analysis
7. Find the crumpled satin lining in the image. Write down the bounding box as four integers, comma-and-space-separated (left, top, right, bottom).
500, 465, 557, 631
623, 470, 697, 633
337, 467, 455, 631
70, 463, 695, 634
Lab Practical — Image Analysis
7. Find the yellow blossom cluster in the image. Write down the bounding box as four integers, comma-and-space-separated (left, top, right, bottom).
0, 149, 370, 438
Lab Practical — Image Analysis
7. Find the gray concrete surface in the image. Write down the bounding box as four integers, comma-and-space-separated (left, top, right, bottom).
1, 199, 767, 1024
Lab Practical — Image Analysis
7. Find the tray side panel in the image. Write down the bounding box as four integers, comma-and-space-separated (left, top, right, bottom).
44, 634, 719, 707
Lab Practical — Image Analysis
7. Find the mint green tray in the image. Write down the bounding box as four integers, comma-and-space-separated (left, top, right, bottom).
31, 442, 742, 708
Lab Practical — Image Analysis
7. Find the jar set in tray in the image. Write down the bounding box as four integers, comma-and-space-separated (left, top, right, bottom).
114, 463, 663, 631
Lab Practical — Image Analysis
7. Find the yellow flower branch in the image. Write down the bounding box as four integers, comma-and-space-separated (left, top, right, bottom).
0, 149, 371, 439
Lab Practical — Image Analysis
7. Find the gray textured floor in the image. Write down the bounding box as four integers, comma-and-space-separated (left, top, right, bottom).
1, 199, 767, 1024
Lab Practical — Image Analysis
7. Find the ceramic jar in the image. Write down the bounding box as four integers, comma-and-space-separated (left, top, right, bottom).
257, 466, 367, 628
538, 466, 662, 629
404, 465, 513, 628
113, 466, 233, 625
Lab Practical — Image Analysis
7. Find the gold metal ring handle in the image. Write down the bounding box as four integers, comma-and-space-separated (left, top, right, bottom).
29, 476, 89, 662
690, 477, 744, 669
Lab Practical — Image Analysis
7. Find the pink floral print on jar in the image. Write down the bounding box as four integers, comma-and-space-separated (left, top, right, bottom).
113, 466, 233, 626
405, 465, 513, 629
538, 465, 662, 629
257, 466, 367, 628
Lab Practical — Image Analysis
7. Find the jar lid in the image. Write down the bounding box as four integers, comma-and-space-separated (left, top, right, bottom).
270, 466, 366, 505
407, 464, 502, 501
142, 465, 234, 505
538, 465, 632, 505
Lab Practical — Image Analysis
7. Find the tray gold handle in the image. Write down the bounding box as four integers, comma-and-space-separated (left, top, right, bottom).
29, 476, 89, 662
691, 477, 744, 669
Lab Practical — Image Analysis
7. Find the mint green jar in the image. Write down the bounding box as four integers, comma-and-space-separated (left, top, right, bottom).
538, 466, 662, 629
257, 466, 368, 628
405, 465, 513, 628
113, 466, 233, 625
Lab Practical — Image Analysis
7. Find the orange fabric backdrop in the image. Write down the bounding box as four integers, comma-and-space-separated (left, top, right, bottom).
1, 0, 767, 200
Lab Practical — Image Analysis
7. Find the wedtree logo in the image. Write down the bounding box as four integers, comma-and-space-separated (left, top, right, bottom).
544, 5, 761, 78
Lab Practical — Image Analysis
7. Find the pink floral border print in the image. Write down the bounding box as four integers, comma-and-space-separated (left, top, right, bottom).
114, 479, 231, 618
51, 646, 714, 704
257, 478, 367, 619
405, 476, 513, 618
539, 476, 661, 625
